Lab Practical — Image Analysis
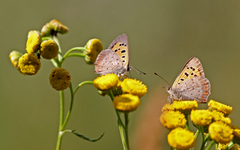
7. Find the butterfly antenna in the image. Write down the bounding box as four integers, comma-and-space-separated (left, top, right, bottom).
129, 66, 146, 75
154, 72, 171, 86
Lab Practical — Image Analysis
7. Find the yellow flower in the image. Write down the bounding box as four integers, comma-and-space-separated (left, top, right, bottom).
121, 78, 147, 98
208, 100, 232, 116
26, 30, 41, 54
173, 100, 198, 114
230, 144, 240, 150
113, 94, 140, 112
168, 127, 196, 150
40, 40, 59, 59
191, 109, 212, 126
85, 38, 103, 64
18, 53, 41, 75
49, 68, 71, 91
41, 19, 69, 36
93, 74, 119, 91
9, 51, 22, 68
211, 110, 231, 125
232, 125, 240, 145
160, 111, 186, 130
209, 122, 233, 144
162, 103, 175, 112
218, 143, 239, 150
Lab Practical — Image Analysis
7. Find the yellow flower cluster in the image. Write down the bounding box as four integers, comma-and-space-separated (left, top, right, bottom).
160, 101, 197, 149
160, 99, 237, 149
9, 19, 67, 75
93, 74, 147, 112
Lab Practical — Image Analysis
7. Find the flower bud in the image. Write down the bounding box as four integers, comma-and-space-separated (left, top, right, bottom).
49, 68, 71, 91
18, 53, 41, 75
85, 38, 103, 64
26, 30, 41, 54
40, 40, 59, 59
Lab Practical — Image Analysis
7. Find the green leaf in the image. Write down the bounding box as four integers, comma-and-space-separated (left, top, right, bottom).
71, 130, 104, 142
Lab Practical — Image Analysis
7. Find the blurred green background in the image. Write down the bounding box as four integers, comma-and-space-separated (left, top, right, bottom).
1, 0, 240, 150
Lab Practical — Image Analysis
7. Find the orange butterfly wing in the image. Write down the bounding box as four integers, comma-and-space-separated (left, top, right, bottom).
108, 34, 129, 70
172, 57, 205, 88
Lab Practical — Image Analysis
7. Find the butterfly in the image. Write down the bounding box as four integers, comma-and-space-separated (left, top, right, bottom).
94, 34, 131, 76
167, 57, 211, 103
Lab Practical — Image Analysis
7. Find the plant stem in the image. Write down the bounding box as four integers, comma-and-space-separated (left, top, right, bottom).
206, 141, 216, 150
108, 90, 128, 150
61, 82, 74, 129
118, 120, 128, 150
56, 91, 65, 150
185, 114, 189, 130
194, 129, 200, 139
61, 47, 87, 65
124, 113, 130, 150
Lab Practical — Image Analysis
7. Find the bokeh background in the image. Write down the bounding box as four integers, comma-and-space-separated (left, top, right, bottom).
1, 1, 240, 150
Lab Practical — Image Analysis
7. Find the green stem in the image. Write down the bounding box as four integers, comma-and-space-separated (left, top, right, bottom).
118, 120, 128, 150
225, 141, 234, 150
52, 36, 63, 61
206, 141, 216, 150
185, 114, 189, 130
62, 81, 93, 129
73, 81, 93, 95
108, 91, 124, 126
200, 132, 210, 150
108, 90, 128, 150
66, 53, 86, 58
61, 47, 87, 65
124, 113, 130, 150
194, 129, 200, 139
61, 82, 74, 129
56, 90, 65, 150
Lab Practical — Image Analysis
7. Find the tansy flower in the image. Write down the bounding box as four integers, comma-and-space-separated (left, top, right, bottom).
18, 53, 41, 75
173, 100, 198, 114
160, 111, 186, 130
41, 19, 69, 37
209, 122, 233, 144
232, 125, 240, 145
121, 78, 147, 98
168, 127, 196, 150
40, 40, 59, 59
26, 30, 41, 54
211, 110, 231, 125
113, 94, 140, 112
229, 144, 240, 150
84, 38, 103, 64
94, 74, 119, 91
208, 100, 232, 116
162, 103, 175, 112
9, 51, 22, 68
218, 143, 238, 150
49, 68, 71, 91
191, 109, 212, 126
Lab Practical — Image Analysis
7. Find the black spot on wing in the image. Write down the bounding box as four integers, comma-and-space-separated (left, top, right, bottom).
121, 50, 126, 53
